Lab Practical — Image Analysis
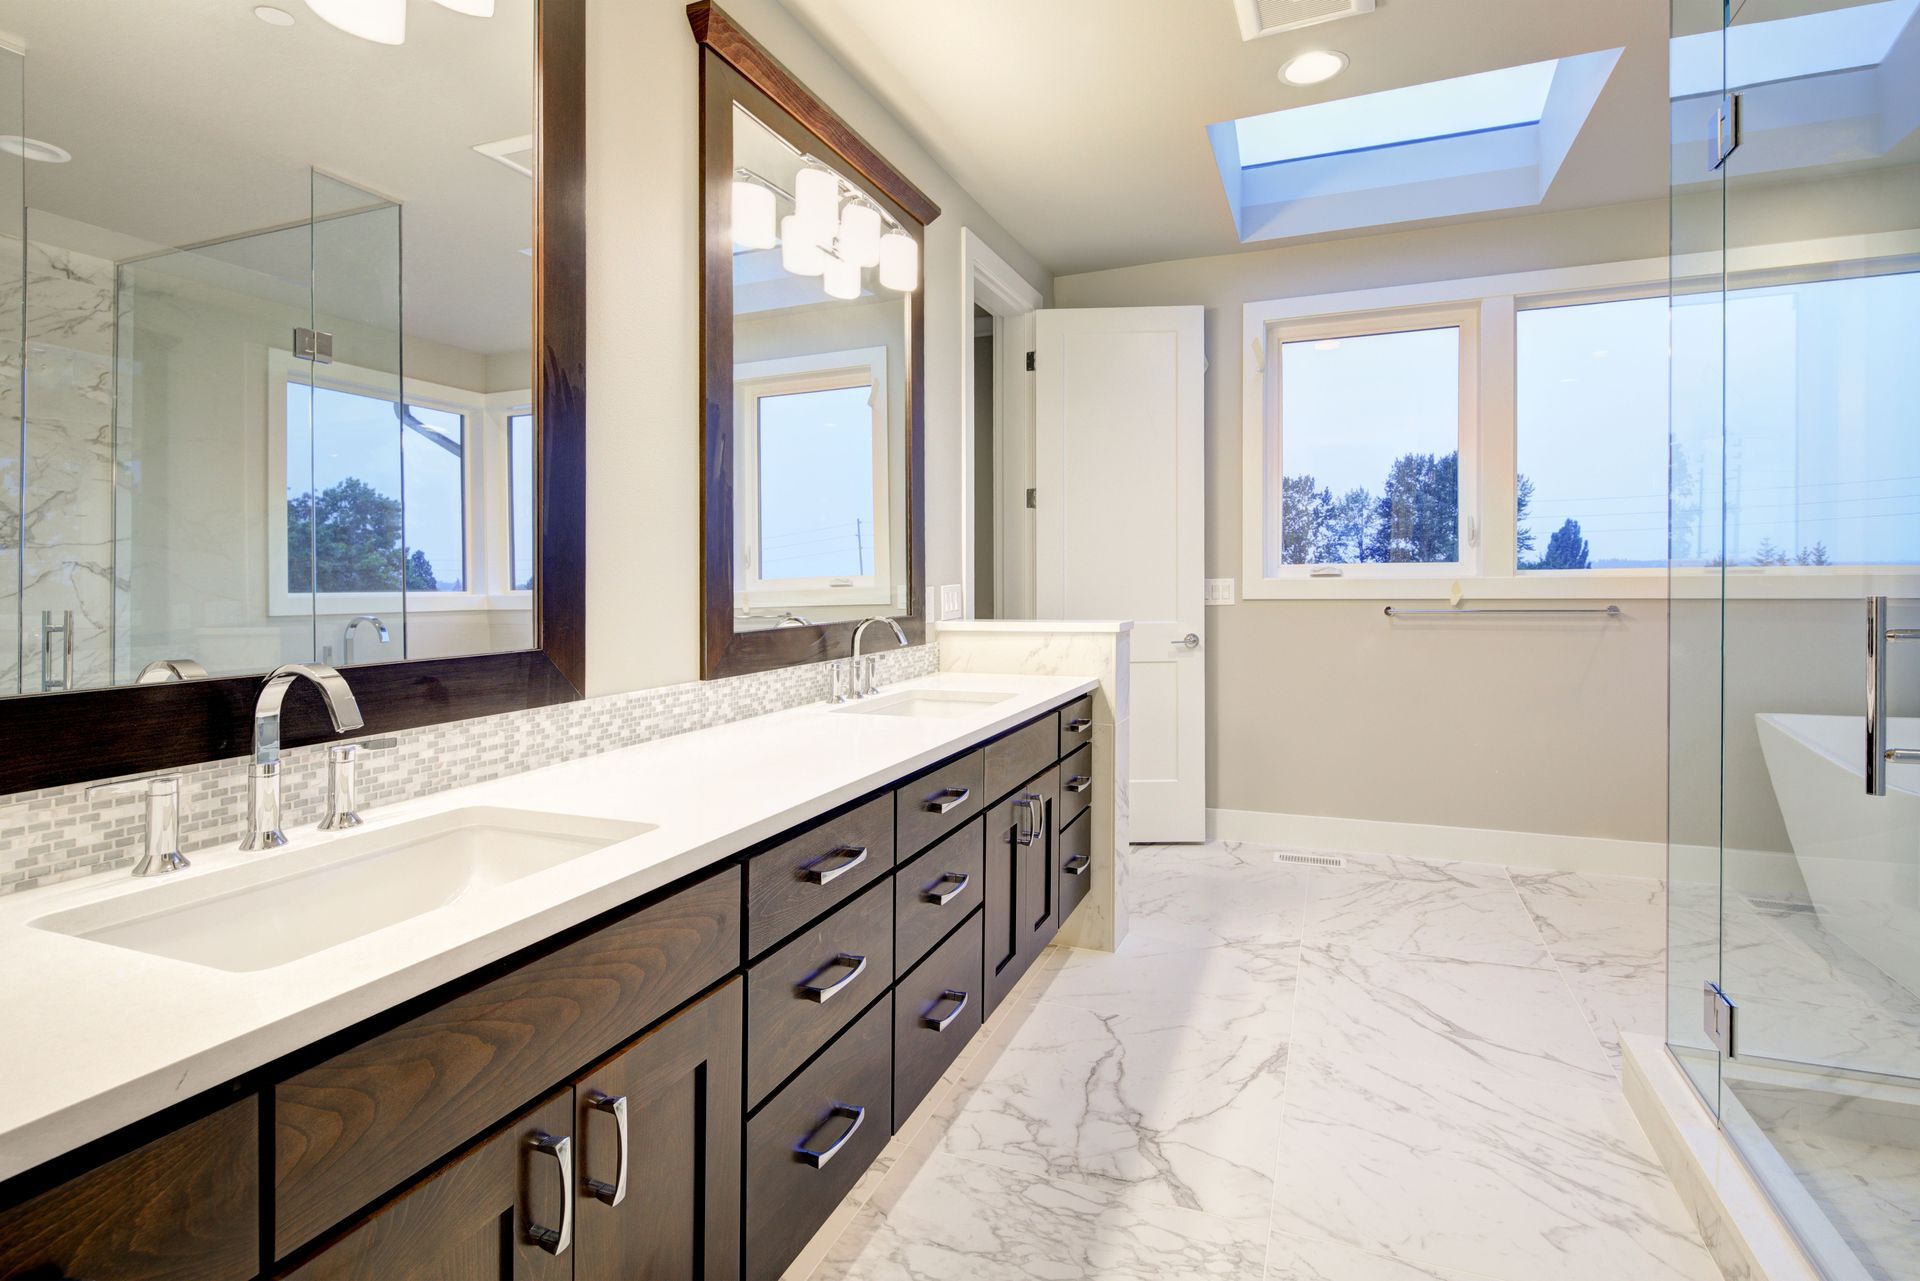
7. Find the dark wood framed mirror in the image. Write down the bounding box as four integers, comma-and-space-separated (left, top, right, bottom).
0, 0, 585, 796
691, 2, 939, 679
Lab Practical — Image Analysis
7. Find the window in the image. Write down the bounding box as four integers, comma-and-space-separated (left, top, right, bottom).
508, 411, 535, 592
1261, 309, 1475, 579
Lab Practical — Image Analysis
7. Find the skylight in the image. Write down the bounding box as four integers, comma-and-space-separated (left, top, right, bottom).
1669, 0, 1918, 100
1233, 58, 1561, 168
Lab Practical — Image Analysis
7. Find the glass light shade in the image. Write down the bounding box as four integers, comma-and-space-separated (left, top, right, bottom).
838, 203, 882, 268
304, 0, 405, 43
780, 215, 826, 276
431, 0, 495, 13
794, 164, 842, 244
821, 253, 861, 300
878, 229, 919, 292
731, 180, 777, 249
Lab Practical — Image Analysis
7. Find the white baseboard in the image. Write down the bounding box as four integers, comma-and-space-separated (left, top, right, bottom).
1207, 807, 1665, 879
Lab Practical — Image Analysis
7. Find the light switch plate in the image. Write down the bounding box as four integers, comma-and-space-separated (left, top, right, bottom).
939, 584, 962, 620
1205, 578, 1236, 605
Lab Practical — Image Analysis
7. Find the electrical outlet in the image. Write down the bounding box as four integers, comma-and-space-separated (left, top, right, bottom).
939, 584, 962, 620
1204, 578, 1236, 606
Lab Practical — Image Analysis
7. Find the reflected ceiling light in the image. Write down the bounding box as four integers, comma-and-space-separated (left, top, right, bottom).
431, 0, 495, 13
821, 253, 861, 301
731, 175, 777, 250
793, 163, 841, 243
838, 202, 882, 268
0, 136, 70, 163
1280, 49, 1348, 86
877, 229, 918, 293
303, 0, 405, 44
254, 5, 296, 26
780, 215, 826, 276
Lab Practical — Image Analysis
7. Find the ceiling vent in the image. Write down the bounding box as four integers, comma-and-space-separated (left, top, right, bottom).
1233, 0, 1374, 41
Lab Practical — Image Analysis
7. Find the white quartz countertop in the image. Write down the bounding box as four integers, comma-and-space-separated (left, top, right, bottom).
0, 671, 1096, 1182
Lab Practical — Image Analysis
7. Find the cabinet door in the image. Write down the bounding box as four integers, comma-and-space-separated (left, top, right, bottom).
984, 765, 1057, 1017
575, 978, 743, 1281
1019, 766, 1062, 958
283, 1089, 573, 1281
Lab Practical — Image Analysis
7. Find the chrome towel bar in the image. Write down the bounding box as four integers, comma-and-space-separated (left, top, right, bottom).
1383, 605, 1621, 618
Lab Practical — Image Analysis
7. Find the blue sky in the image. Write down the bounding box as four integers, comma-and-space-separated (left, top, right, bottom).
756, 385, 876, 580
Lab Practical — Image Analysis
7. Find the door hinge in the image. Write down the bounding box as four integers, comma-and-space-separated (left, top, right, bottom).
1703, 981, 1737, 1058
1025, 351, 1035, 372
1025, 488, 1037, 509
293, 327, 334, 364
1710, 92, 1742, 170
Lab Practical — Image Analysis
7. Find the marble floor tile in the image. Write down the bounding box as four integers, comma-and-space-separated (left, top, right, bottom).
1512, 871, 1670, 1070
1265, 1232, 1497, 1281
1306, 861, 1553, 969
1124, 842, 1313, 950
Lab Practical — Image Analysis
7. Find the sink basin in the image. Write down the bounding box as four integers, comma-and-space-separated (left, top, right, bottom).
30, 806, 654, 972
835, 688, 1016, 719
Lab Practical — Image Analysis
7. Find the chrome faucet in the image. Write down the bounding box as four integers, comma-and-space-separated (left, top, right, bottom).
86, 774, 188, 876
134, 658, 209, 684
242, 663, 365, 850
343, 615, 389, 666
849, 616, 908, 699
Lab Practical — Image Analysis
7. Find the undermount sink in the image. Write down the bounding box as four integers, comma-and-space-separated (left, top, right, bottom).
835, 688, 1016, 719
30, 806, 654, 972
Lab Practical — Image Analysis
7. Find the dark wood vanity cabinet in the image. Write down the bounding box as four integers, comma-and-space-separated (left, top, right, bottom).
984, 765, 1062, 1017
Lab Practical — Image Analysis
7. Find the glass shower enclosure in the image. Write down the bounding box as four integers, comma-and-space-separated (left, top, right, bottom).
1667, 0, 1920, 1276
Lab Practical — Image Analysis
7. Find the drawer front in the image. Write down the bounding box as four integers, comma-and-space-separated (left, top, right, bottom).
273, 866, 741, 1258
1058, 695, 1095, 756
746, 875, 894, 1107
0, 1096, 257, 1281
746, 995, 893, 1281
895, 749, 984, 858
985, 713, 1059, 803
1059, 742, 1094, 829
894, 816, 985, 976
893, 910, 984, 1129
1060, 807, 1094, 925
746, 792, 893, 957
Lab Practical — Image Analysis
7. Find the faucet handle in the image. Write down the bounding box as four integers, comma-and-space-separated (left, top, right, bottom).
321, 738, 397, 831
87, 775, 188, 876
87, 773, 181, 802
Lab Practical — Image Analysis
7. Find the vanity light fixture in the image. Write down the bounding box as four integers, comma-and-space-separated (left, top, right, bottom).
430, 0, 494, 14
838, 201, 882, 268
793, 162, 842, 244
1280, 49, 1349, 86
304, 0, 405, 44
821, 252, 861, 300
253, 5, 297, 26
780, 215, 826, 276
877, 229, 918, 292
0, 136, 71, 163
731, 172, 778, 249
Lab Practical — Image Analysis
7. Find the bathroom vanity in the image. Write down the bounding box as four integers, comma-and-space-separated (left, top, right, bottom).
0, 676, 1101, 1281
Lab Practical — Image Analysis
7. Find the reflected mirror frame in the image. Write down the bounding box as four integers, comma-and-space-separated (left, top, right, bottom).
0, 0, 586, 796
691, 1, 940, 679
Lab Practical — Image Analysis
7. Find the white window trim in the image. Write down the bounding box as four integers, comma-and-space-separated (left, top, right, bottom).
265, 349, 534, 616
733, 346, 894, 614
1240, 228, 1920, 601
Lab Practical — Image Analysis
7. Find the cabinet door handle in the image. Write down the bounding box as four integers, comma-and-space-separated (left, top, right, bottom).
525, 1131, 573, 1255
1014, 793, 1041, 846
801, 845, 868, 885
923, 786, 971, 814
797, 952, 868, 1003
794, 1103, 866, 1168
922, 869, 971, 905
921, 988, 971, 1031
1063, 854, 1092, 876
1065, 716, 1092, 734
1065, 775, 1092, 794
585, 1091, 628, 1207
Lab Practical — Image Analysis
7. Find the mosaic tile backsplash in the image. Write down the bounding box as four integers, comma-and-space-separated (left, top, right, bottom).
0, 644, 937, 894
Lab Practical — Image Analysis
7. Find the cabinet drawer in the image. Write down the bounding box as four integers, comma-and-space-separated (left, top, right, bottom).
273, 866, 741, 1258
1060, 807, 1094, 926
985, 713, 1058, 803
895, 749, 984, 857
893, 910, 983, 1129
1058, 695, 1095, 755
0, 1097, 257, 1281
894, 816, 985, 976
746, 875, 894, 1107
1059, 742, 1094, 829
745, 995, 892, 1281
746, 792, 893, 957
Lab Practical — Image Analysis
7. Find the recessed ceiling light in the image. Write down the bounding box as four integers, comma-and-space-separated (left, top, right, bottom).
0, 136, 70, 164
1280, 50, 1349, 86
253, 5, 296, 25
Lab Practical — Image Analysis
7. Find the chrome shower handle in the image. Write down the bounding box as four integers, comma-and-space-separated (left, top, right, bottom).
1866, 597, 1920, 796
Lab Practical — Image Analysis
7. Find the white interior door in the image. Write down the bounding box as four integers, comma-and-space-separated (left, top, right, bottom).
1034, 305, 1205, 842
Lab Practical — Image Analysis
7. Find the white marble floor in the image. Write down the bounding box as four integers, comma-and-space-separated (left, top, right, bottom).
791, 840, 1721, 1281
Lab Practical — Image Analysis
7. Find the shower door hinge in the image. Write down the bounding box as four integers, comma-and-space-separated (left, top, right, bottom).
1025, 351, 1035, 372
1710, 93, 1742, 171
293, 327, 334, 364
1703, 981, 1738, 1058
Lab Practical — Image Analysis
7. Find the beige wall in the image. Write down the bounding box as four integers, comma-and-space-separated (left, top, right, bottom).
583, 0, 1049, 696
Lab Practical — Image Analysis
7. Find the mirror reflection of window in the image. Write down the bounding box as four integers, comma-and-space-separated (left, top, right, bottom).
509, 412, 536, 593
757, 384, 878, 582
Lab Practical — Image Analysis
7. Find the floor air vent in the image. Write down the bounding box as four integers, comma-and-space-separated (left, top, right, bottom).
1234, 0, 1374, 40
1273, 851, 1346, 868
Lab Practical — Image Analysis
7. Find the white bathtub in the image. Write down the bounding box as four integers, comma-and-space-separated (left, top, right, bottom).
1755, 712, 1920, 993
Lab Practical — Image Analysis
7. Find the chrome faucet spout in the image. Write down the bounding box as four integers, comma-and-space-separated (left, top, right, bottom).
850, 616, 909, 698
343, 614, 390, 666
242, 663, 365, 850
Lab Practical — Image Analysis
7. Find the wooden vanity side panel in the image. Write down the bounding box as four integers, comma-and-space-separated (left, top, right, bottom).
273, 866, 742, 1258
0, 1096, 257, 1281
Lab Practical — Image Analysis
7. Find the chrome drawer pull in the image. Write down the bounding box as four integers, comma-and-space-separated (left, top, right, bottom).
802, 845, 868, 885
923, 786, 971, 814
525, 1131, 573, 1255
1063, 854, 1092, 876
585, 1091, 628, 1207
922, 869, 971, 905
1065, 716, 1092, 734
1065, 775, 1092, 794
794, 1103, 866, 1168
798, 952, 868, 1003
921, 988, 971, 1032
1014, 793, 1041, 846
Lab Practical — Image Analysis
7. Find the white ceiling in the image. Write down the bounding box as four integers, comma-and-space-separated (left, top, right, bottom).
777, 0, 1673, 276
0, 0, 533, 357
